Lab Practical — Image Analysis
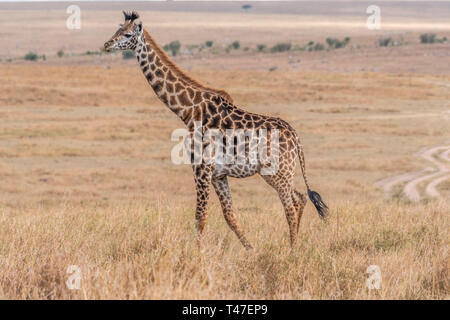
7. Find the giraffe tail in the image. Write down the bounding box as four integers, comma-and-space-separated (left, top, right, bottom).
297, 143, 328, 219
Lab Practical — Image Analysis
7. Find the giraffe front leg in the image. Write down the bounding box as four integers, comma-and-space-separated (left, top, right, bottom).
212, 176, 253, 250
193, 165, 212, 250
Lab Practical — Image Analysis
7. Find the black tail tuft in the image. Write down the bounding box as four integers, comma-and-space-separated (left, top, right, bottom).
307, 189, 328, 219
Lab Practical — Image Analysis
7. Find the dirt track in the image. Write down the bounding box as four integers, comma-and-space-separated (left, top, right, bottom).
375, 144, 450, 202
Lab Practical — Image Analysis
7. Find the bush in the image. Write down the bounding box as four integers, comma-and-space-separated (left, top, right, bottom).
163, 40, 181, 56
231, 41, 240, 50
257, 44, 266, 52
24, 52, 39, 61
326, 37, 350, 49
57, 50, 64, 58
85, 50, 100, 55
205, 41, 214, 48
420, 33, 446, 44
122, 50, 135, 59
420, 33, 436, 44
312, 43, 325, 51
378, 37, 393, 47
271, 42, 291, 53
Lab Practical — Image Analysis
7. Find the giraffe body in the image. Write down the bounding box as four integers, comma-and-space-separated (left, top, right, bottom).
104, 11, 328, 249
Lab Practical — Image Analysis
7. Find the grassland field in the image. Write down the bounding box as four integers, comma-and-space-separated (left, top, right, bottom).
0, 1, 448, 299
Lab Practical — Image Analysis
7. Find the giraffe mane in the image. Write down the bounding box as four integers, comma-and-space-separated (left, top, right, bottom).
143, 29, 234, 104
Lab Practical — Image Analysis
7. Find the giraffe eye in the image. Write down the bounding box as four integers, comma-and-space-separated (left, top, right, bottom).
124, 34, 132, 38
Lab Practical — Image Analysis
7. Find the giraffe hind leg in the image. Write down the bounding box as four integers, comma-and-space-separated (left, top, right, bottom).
261, 174, 298, 247
292, 189, 307, 235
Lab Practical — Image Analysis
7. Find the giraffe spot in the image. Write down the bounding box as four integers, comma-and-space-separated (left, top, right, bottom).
160, 92, 168, 104
212, 96, 221, 104
209, 115, 220, 128
155, 69, 164, 78
187, 87, 195, 99
203, 92, 211, 100
207, 103, 217, 114
167, 71, 177, 82
148, 51, 155, 61
146, 73, 154, 82
140, 60, 146, 67
163, 66, 168, 72
244, 114, 252, 121
150, 64, 156, 71
175, 83, 185, 93
140, 53, 147, 59
166, 82, 174, 93
235, 121, 244, 129
193, 107, 202, 122
231, 113, 242, 121
181, 109, 191, 122
254, 120, 265, 128
222, 117, 232, 128
142, 65, 149, 73
194, 91, 202, 104
220, 105, 230, 117
155, 57, 163, 67
169, 96, 177, 106
152, 81, 164, 93
178, 91, 192, 106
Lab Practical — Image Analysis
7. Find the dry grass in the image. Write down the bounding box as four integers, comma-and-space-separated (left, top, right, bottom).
0, 65, 448, 299
0, 199, 447, 299
0, 4, 449, 300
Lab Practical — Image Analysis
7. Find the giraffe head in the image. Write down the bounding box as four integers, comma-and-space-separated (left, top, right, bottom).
103, 11, 142, 52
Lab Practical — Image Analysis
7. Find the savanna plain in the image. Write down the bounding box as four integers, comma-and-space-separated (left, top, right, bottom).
0, 1, 448, 299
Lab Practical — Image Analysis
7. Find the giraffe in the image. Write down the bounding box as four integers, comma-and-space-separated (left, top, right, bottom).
104, 11, 328, 249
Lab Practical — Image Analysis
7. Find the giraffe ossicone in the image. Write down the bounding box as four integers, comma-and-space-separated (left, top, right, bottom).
104, 11, 328, 249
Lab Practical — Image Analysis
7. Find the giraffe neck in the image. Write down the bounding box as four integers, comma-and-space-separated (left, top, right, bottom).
135, 29, 223, 129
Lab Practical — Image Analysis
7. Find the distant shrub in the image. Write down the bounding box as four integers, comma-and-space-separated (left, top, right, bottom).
242, 4, 252, 11
57, 49, 64, 58
85, 50, 100, 55
163, 40, 181, 56
122, 50, 135, 59
257, 44, 266, 52
313, 43, 325, 51
420, 33, 446, 44
205, 40, 214, 48
326, 37, 350, 49
304, 41, 325, 51
271, 42, 291, 53
24, 52, 39, 61
378, 37, 393, 47
231, 41, 240, 50
420, 33, 436, 44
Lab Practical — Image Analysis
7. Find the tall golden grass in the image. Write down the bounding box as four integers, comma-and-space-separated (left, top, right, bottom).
0, 198, 447, 299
